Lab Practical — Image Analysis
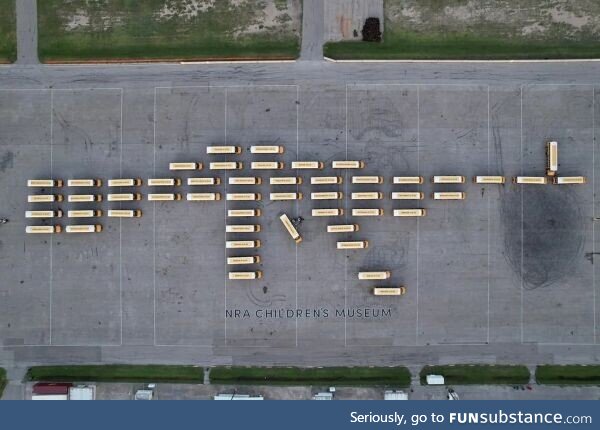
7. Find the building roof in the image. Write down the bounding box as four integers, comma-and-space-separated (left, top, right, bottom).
32, 383, 72, 395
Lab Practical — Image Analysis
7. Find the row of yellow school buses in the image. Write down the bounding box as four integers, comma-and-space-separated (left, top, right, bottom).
25, 178, 144, 234
357, 271, 406, 297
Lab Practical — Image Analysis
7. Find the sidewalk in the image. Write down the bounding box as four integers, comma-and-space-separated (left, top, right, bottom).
15, 0, 39, 64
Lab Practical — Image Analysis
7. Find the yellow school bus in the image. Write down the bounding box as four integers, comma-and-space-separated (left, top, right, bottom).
352, 176, 383, 184
279, 214, 302, 243
270, 176, 302, 185
270, 192, 302, 201
250, 145, 284, 154
226, 193, 261, 201
431, 192, 466, 200
292, 161, 324, 170
336, 241, 369, 249
311, 192, 343, 200
351, 208, 383, 216
108, 178, 142, 187
169, 162, 202, 171
373, 287, 406, 296
351, 192, 383, 200
326, 224, 359, 233
311, 176, 342, 185
188, 177, 220, 186
312, 208, 344, 217
391, 192, 424, 200
358, 271, 391, 280
473, 176, 505, 184
393, 209, 426, 217
26, 225, 62, 234
332, 160, 364, 169
228, 271, 262, 280
207, 145, 241, 155
227, 209, 261, 217
28, 179, 63, 188
187, 193, 221, 201
392, 176, 423, 184
546, 141, 558, 176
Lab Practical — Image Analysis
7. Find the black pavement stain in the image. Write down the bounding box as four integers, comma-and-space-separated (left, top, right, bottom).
361, 244, 407, 272
502, 186, 584, 290
0, 150, 14, 172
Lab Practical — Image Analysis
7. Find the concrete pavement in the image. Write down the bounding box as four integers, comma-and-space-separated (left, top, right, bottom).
15, 0, 38, 64
300, 0, 324, 60
2, 0, 600, 402
0, 62, 599, 370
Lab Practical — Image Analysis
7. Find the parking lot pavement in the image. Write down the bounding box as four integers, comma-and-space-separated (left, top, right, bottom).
0, 62, 599, 370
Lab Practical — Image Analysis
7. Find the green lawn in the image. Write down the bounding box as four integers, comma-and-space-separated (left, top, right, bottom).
325, 0, 600, 60
325, 36, 600, 60
37, 0, 300, 62
0, 0, 16, 63
25, 365, 204, 383
210, 366, 411, 387
536, 365, 600, 385
0, 368, 6, 399
420, 365, 530, 385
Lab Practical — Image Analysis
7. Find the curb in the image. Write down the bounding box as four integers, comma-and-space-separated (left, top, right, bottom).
324, 56, 600, 64
180, 60, 297, 65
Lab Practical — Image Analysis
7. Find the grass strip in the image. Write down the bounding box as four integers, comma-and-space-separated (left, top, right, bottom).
25, 365, 204, 383
0, 368, 6, 398
210, 366, 411, 387
37, 0, 299, 62
324, 34, 600, 60
39, 35, 299, 62
536, 365, 600, 385
420, 365, 530, 385
0, 0, 16, 63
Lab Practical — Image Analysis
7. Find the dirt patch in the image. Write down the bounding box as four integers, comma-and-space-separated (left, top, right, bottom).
60, 0, 301, 38
235, 0, 301, 37
65, 10, 90, 31
156, 0, 215, 20
324, 0, 384, 41
385, 0, 600, 40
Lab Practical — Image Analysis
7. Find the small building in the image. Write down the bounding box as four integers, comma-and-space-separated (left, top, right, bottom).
426, 375, 445, 385
313, 392, 334, 400
69, 385, 96, 400
214, 393, 264, 400
384, 390, 408, 400
134, 389, 154, 400
31, 383, 72, 400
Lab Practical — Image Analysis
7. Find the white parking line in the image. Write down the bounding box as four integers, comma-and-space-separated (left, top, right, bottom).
0, 88, 51, 91
487, 85, 491, 344
593, 87, 597, 344
344, 83, 348, 347
51, 87, 124, 92
416, 85, 420, 346
520, 86, 524, 344
154, 84, 298, 90
153, 87, 157, 346
327, 58, 600, 64
295, 85, 299, 348
49, 89, 54, 346
224, 88, 228, 346
119, 88, 124, 346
